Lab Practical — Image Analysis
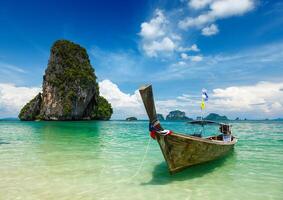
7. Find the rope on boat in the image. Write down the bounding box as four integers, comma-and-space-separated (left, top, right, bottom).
116, 136, 152, 183
130, 136, 152, 179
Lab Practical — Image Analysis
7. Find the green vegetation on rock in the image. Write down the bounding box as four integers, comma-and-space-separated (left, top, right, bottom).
47, 40, 96, 88
91, 96, 113, 120
204, 113, 229, 121
18, 93, 42, 121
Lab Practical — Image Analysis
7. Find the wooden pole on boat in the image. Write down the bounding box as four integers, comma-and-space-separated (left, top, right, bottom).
139, 85, 158, 124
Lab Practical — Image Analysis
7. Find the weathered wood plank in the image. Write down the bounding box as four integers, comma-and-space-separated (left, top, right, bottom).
157, 133, 236, 174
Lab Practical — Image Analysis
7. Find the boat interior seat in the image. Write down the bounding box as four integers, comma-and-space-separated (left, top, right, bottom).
208, 134, 234, 142
208, 135, 224, 141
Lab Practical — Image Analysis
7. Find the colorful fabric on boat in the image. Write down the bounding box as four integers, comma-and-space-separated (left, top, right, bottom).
150, 129, 172, 139
149, 120, 172, 139
150, 131, 157, 139
202, 88, 208, 101
200, 99, 205, 110
149, 120, 161, 132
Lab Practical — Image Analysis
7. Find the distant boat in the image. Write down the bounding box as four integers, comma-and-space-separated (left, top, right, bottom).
139, 85, 237, 174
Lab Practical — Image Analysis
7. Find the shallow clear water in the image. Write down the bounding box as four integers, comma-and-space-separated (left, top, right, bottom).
0, 120, 282, 200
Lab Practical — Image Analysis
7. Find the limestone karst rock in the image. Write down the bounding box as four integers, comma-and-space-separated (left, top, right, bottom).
19, 40, 112, 121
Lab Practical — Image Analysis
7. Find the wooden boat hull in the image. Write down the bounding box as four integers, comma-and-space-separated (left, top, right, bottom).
139, 84, 237, 174
156, 132, 236, 174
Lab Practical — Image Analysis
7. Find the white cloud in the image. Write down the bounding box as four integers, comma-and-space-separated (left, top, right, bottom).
156, 41, 283, 82
138, 0, 256, 66
171, 34, 182, 41
138, 7, 208, 58
202, 24, 219, 36
178, 61, 187, 66
0, 83, 41, 118
97, 79, 281, 120
99, 79, 197, 119
210, 81, 283, 117
180, 53, 203, 62
190, 44, 200, 52
188, 0, 213, 10
99, 80, 145, 119
180, 0, 255, 29
178, 44, 200, 52
181, 53, 190, 60
98, 79, 194, 119
190, 55, 203, 62
139, 9, 167, 40
139, 9, 180, 57
210, 0, 254, 18
143, 37, 176, 57
154, 81, 283, 119
179, 14, 214, 29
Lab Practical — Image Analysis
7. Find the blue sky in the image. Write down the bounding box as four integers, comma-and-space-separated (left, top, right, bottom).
0, 0, 283, 119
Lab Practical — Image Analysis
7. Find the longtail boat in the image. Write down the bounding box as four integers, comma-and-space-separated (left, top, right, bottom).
139, 85, 237, 174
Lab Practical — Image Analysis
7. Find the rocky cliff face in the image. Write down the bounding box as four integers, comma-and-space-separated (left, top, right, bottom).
40, 40, 99, 120
166, 110, 191, 121
19, 40, 112, 121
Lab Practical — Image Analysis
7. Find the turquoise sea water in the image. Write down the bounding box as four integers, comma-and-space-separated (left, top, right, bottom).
0, 120, 283, 200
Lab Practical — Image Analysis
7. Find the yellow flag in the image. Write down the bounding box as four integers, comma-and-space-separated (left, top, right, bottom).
201, 99, 205, 110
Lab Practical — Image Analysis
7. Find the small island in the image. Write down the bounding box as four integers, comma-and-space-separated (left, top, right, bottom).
204, 113, 229, 121
19, 40, 113, 121
166, 110, 192, 121
126, 117, 137, 121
